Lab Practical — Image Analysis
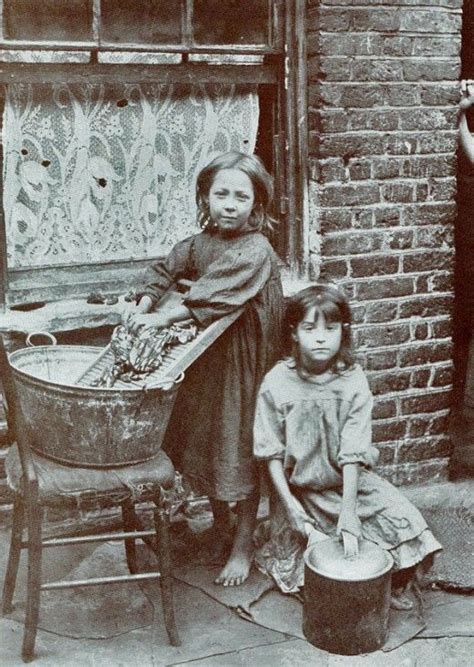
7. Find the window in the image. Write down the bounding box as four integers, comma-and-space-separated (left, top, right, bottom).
0, 1, 307, 311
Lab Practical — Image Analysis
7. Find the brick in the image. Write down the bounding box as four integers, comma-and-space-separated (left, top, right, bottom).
372, 157, 403, 180
374, 443, 397, 466
317, 157, 348, 183
319, 259, 350, 280
356, 276, 415, 300
341, 85, 386, 109
410, 368, 431, 388
398, 295, 453, 318
373, 397, 397, 419
350, 8, 401, 32
369, 371, 411, 395
398, 108, 453, 131
428, 178, 457, 201
428, 272, 454, 292
412, 36, 461, 57
352, 60, 404, 82
407, 413, 450, 438
381, 182, 415, 203
374, 207, 401, 227
399, 341, 452, 367
320, 183, 380, 206
355, 323, 411, 348
318, 7, 351, 32
319, 208, 353, 232
402, 250, 453, 272
420, 84, 460, 106
402, 155, 456, 179
365, 350, 398, 371
416, 225, 454, 249
399, 10, 461, 34
350, 255, 399, 278
373, 419, 407, 442
417, 133, 457, 154
403, 60, 460, 82
402, 202, 457, 226
351, 209, 374, 228
431, 319, 452, 338
397, 437, 453, 464
348, 159, 371, 180
387, 458, 449, 486
411, 321, 429, 340
323, 231, 383, 255
384, 84, 420, 106
432, 365, 453, 387
400, 390, 452, 415
388, 229, 414, 250
315, 132, 386, 158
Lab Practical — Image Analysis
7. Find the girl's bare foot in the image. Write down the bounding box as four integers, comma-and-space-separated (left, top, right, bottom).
214, 544, 254, 587
213, 495, 259, 587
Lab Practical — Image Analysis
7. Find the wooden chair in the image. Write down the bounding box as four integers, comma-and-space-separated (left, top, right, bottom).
0, 336, 181, 662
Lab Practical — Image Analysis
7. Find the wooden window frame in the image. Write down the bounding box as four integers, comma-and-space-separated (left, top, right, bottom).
0, 0, 308, 312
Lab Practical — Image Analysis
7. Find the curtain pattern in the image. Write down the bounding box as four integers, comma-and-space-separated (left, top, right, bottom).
3, 82, 259, 268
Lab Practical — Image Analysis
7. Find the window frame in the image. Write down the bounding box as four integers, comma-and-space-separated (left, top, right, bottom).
0, 0, 308, 312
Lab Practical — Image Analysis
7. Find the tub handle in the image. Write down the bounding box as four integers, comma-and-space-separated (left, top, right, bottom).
26, 331, 57, 347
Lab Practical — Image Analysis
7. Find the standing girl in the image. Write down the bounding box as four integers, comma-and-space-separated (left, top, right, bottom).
127, 151, 284, 587
253, 283, 441, 607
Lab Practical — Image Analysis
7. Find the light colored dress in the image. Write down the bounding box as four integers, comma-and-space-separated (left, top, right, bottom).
253, 359, 442, 593
141, 228, 284, 502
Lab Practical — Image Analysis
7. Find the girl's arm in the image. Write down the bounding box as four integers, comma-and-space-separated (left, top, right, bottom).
127, 303, 193, 334
267, 459, 314, 538
337, 463, 362, 557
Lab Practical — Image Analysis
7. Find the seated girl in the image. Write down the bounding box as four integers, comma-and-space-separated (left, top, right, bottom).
253, 283, 442, 608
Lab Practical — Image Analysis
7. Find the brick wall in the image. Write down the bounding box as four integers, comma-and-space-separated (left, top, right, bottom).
307, 0, 463, 484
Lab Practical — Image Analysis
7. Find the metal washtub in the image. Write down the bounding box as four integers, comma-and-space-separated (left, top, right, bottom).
8, 344, 183, 468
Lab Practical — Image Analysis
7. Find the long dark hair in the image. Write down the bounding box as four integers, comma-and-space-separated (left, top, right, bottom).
284, 282, 355, 371
195, 151, 275, 233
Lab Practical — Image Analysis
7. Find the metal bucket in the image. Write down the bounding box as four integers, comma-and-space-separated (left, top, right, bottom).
8, 344, 183, 468
303, 537, 393, 655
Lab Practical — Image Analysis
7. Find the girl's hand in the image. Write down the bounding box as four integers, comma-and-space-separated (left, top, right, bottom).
285, 496, 315, 538
460, 80, 474, 111
127, 312, 170, 335
337, 507, 361, 538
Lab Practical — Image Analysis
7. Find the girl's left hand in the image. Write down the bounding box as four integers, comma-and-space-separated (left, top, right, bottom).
127, 312, 170, 335
336, 507, 361, 544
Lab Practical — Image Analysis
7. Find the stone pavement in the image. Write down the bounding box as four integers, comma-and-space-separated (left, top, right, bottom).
0, 522, 472, 667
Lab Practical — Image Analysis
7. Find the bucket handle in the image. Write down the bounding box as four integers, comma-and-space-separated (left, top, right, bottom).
26, 331, 57, 347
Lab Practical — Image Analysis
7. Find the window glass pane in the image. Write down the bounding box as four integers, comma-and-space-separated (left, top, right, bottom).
193, 0, 269, 45
3, 0, 92, 42
101, 0, 182, 44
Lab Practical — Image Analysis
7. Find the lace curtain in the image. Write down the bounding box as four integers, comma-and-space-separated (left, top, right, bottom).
3, 82, 259, 268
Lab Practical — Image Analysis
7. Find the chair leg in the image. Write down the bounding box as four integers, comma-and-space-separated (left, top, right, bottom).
154, 504, 181, 647
122, 499, 138, 574
2, 496, 25, 615
22, 502, 43, 663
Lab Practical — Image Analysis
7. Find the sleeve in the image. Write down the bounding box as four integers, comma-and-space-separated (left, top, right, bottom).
253, 384, 286, 461
184, 239, 272, 326
137, 237, 195, 307
338, 371, 380, 469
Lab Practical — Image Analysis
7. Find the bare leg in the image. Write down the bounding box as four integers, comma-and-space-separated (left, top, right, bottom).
214, 493, 259, 587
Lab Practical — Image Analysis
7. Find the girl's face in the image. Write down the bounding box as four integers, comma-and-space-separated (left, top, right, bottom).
293, 305, 342, 373
207, 168, 255, 234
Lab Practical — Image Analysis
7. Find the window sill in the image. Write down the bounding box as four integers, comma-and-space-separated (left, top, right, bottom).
0, 276, 313, 335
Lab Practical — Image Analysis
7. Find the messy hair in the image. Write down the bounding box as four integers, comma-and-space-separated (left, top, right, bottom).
284, 282, 355, 371
196, 151, 275, 234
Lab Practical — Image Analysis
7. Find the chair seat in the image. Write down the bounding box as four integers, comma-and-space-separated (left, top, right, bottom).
6, 444, 176, 508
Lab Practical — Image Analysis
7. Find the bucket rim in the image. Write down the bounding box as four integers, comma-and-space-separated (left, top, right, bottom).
9, 344, 184, 393
304, 539, 394, 582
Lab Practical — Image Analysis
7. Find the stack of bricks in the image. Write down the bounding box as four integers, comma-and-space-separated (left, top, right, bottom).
307, 0, 462, 484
